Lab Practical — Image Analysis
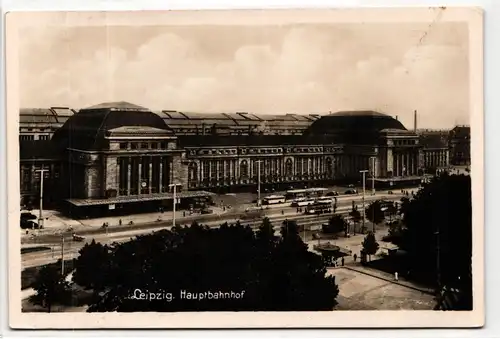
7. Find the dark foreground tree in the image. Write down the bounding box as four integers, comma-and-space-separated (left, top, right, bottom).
72, 239, 111, 291
29, 263, 72, 312
395, 173, 472, 310
361, 232, 379, 261
82, 219, 339, 312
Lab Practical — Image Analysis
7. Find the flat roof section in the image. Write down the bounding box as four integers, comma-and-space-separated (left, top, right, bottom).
66, 190, 216, 207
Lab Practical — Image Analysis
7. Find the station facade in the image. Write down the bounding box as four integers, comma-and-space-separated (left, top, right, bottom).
19, 102, 451, 216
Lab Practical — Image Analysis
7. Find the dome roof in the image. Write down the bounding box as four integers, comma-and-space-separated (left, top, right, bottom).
52, 101, 172, 151
304, 110, 407, 144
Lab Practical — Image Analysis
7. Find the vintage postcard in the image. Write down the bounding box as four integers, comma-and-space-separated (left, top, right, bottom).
6, 8, 484, 329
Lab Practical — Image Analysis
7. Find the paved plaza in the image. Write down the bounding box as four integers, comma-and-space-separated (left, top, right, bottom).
332, 267, 435, 310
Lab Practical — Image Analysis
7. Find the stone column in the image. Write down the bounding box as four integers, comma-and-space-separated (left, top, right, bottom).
127, 157, 132, 195
395, 153, 399, 177
138, 157, 142, 194
408, 153, 412, 176
148, 156, 153, 194
404, 153, 408, 176
159, 156, 163, 193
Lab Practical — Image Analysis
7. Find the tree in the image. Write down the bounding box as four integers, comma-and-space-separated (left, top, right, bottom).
386, 202, 398, 223
399, 197, 411, 216
323, 215, 348, 236
349, 208, 361, 235
29, 263, 72, 312
85, 220, 339, 312
361, 232, 379, 261
395, 173, 472, 310
73, 239, 111, 291
365, 200, 385, 230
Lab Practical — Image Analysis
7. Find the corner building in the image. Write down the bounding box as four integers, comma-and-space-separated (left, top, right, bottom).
19, 102, 443, 216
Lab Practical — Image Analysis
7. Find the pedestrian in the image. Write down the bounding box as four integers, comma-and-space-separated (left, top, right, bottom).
119, 219, 122, 226
353, 253, 357, 262
281, 210, 284, 215
341, 257, 345, 266
183, 211, 186, 217
395, 271, 399, 281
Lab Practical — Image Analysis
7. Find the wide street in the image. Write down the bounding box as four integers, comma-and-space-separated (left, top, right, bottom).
21, 191, 406, 269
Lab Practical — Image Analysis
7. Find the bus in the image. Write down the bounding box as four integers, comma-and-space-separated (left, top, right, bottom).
293, 199, 316, 207
316, 197, 335, 204
285, 187, 329, 201
262, 195, 286, 205
305, 201, 332, 214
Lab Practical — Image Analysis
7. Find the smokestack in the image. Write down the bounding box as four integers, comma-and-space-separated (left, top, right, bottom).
414, 110, 417, 132
395, 115, 398, 121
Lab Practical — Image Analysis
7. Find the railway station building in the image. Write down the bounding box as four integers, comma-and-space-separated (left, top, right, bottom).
19, 101, 451, 216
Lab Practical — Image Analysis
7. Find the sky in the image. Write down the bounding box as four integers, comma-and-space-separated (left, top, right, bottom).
18, 22, 470, 129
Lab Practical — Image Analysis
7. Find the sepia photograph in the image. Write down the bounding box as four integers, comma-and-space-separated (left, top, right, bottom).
6, 8, 483, 328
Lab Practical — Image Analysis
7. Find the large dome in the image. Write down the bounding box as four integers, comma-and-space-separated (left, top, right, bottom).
304, 110, 407, 144
51, 101, 172, 151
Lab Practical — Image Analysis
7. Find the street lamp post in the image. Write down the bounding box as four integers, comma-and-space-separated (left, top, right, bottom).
370, 156, 376, 195
168, 183, 179, 227
34, 168, 49, 229
256, 160, 263, 207
360, 170, 368, 233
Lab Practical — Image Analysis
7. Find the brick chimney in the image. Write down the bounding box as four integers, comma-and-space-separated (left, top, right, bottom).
414, 110, 417, 132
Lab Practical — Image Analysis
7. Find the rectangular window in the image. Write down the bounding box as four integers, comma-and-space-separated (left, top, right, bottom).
141, 143, 149, 149
131, 143, 138, 150
119, 142, 128, 150
39, 135, 50, 141
19, 135, 35, 141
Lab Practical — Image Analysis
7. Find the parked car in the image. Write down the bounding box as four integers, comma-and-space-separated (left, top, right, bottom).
344, 189, 357, 195
72, 234, 85, 242
20, 220, 39, 229
326, 191, 339, 197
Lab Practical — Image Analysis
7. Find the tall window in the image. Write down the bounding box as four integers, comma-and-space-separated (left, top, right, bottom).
218, 161, 224, 178
21, 167, 31, 192
295, 158, 301, 175
161, 157, 170, 192
130, 157, 139, 195
210, 161, 217, 179
151, 157, 160, 193
202, 161, 209, 180
140, 157, 150, 194
119, 157, 129, 195
188, 162, 198, 186
240, 160, 248, 177
225, 161, 231, 179
286, 159, 293, 176
326, 158, 332, 177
